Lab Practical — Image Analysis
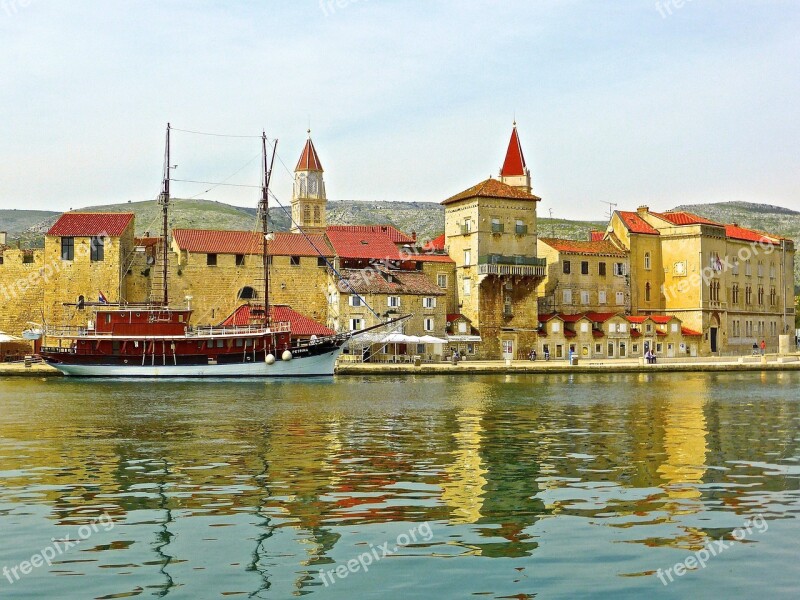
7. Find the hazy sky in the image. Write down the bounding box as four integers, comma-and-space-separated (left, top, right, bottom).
1, 1, 798, 221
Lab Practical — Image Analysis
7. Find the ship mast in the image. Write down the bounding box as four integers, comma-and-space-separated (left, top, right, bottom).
260, 132, 277, 327
158, 123, 171, 307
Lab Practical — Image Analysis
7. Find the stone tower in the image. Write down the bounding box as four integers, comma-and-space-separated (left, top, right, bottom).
499, 122, 532, 194
291, 131, 327, 234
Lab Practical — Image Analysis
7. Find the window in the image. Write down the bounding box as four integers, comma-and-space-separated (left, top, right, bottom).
769, 263, 776, 279
437, 274, 447, 288
458, 321, 467, 333
745, 285, 752, 304
0, 255, 3, 265
462, 218, 472, 234
290, 255, 300, 266
90, 236, 105, 262
22, 254, 33, 264
613, 262, 626, 276
598, 262, 606, 276
619, 342, 627, 357
615, 291, 625, 305
515, 220, 527, 235
646, 323, 653, 333
580, 322, 589, 333
388, 296, 401, 308
598, 290, 607, 304
607, 343, 614, 357
552, 322, 561, 333
671, 323, 679, 333
745, 260, 752, 276
464, 249, 471, 266
207, 253, 217, 266
563, 260, 571, 274
770, 287, 776, 306
645, 282, 651, 302
491, 217, 503, 233
563, 289, 572, 305
732, 260, 739, 276
595, 343, 602, 354
463, 278, 471, 296
61, 237, 74, 261
580, 290, 589, 305
581, 261, 589, 275
757, 261, 764, 277
318, 256, 327, 267
349, 295, 363, 307
349, 318, 363, 331
235, 254, 245, 267
313, 206, 321, 224
423, 297, 436, 309
632, 343, 639, 354
644, 252, 651, 270
238, 286, 256, 300
732, 284, 739, 304
423, 318, 434, 332
758, 286, 764, 305
303, 205, 311, 224
619, 323, 627, 333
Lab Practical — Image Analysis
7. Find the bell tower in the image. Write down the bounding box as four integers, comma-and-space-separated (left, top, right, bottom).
291, 131, 327, 234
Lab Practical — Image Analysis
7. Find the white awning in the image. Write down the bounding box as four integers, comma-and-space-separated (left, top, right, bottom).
418, 335, 448, 344
0, 332, 23, 343
447, 335, 482, 343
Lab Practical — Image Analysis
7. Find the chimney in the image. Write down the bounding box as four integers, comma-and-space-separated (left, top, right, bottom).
0, 231, 6, 246
411, 230, 417, 241
637, 205, 649, 215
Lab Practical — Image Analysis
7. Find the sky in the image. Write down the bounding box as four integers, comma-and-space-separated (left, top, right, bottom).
0, 0, 798, 221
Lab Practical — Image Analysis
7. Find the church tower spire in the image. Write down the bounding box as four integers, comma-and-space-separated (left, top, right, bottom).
499, 122, 532, 194
291, 130, 327, 234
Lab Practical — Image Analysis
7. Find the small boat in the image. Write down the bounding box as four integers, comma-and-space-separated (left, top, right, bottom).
40, 126, 353, 377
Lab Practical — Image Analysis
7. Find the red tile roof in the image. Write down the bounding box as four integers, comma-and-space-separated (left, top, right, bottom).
423, 234, 446, 251
134, 236, 160, 248
327, 224, 415, 245
681, 327, 702, 336
617, 211, 660, 236
325, 228, 406, 260
626, 315, 674, 325
584, 312, 620, 323
295, 136, 323, 171
220, 304, 334, 337
651, 211, 721, 227
47, 212, 134, 237
340, 267, 445, 296
725, 224, 781, 246
446, 313, 471, 324
500, 125, 526, 177
538, 237, 626, 257
442, 178, 540, 205
172, 229, 332, 256
590, 231, 605, 242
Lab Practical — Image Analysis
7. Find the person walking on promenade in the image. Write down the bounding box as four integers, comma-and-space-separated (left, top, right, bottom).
760, 340, 766, 356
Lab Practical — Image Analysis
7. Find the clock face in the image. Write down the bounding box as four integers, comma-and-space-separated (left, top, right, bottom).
674, 261, 686, 276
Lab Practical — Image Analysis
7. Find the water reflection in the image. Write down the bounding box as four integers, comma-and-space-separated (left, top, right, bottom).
0, 373, 797, 598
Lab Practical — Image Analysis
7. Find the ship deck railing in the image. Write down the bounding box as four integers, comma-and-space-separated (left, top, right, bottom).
44, 321, 292, 339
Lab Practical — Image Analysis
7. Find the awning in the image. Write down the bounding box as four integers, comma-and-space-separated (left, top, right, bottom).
418, 335, 448, 344
0, 332, 23, 343
446, 335, 482, 343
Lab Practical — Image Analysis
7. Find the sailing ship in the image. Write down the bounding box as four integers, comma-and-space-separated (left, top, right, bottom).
40, 125, 356, 377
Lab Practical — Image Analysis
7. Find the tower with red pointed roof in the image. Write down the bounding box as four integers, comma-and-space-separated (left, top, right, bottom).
291, 131, 327, 235
499, 122, 532, 194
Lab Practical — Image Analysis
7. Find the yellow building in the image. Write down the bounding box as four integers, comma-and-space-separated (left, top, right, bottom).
611, 207, 795, 354
537, 237, 629, 314
442, 125, 546, 359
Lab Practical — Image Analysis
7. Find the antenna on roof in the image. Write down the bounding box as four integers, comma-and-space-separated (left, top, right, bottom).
599, 200, 618, 220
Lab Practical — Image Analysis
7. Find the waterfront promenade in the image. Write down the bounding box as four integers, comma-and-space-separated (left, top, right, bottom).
1, 354, 799, 376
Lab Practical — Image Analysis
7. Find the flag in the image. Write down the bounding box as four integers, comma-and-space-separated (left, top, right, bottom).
98, 291, 108, 304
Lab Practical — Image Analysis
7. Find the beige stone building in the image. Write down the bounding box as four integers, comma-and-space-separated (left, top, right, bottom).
441, 125, 546, 359
537, 237, 630, 314
291, 132, 327, 234
610, 207, 795, 354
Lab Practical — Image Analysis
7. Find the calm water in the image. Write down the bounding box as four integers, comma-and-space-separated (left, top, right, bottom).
0, 372, 798, 599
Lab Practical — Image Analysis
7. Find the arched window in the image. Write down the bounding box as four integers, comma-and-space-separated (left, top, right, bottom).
644, 282, 651, 302
238, 286, 257, 300
303, 205, 311, 224
313, 205, 321, 224
77, 295, 85, 310
644, 252, 651, 270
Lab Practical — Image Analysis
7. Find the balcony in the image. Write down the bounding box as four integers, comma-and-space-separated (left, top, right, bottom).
515, 225, 528, 235
460, 225, 472, 235
477, 254, 546, 277
491, 223, 505, 234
